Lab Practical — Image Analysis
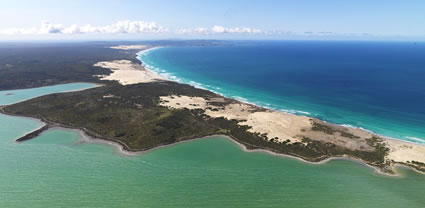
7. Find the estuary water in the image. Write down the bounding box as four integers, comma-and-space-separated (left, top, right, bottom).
140, 41, 425, 144
0, 83, 425, 207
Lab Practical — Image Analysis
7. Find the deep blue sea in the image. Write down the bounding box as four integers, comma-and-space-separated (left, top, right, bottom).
139, 41, 425, 144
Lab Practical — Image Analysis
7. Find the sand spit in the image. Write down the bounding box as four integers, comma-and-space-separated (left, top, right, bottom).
94, 60, 164, 85
15, 124, 50, 142
110, 45, 148, 50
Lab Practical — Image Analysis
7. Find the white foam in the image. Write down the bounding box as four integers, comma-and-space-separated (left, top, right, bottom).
405, 136, 425, 143
276, 108, 311, 115
340, 124, 360, 129
136, 46, 163, 56
339, 124, 377, 135
232, 96, 262, 106
295, 110, 311, 115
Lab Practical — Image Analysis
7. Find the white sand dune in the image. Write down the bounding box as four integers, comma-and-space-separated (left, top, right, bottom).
159, 95, 311, 143
386, 139, 425, 165
94, 60, 164, 85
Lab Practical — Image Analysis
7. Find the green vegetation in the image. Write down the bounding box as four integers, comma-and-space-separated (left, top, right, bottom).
4, 82, 221, 150
411, 161, 425, 167
0, 43, 132, 90
311, 120, 360, 139
403, 161, 425, 173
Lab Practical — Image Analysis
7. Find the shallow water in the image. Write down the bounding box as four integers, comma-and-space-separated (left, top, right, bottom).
0, 83, 98, 106
1, 83, 425, 207
140, 41, 425, 144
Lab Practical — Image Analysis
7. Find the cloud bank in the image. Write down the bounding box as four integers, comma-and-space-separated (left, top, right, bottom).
0, 20, 374, 38
0, 20, 264, 36
0, 20, 167, 35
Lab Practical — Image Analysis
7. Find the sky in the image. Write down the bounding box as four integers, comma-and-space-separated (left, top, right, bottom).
1, 0, 425, 40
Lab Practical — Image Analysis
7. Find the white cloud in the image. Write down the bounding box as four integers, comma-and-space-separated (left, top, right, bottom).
0, 20, 166, 35
1, 21, 263, 36
0, 21, 378, 39
39, 21, 64, 34
176, 25, 262, 35
211, 25, 262, 34
176, 27, 210, 35
0, 20, 395, 39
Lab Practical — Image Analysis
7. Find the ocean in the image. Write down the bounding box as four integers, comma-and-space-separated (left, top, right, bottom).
140, 41, 425, 144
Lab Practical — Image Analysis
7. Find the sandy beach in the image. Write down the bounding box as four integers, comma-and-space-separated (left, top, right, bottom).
94, 60, 164, 85
386, 139, 425, 165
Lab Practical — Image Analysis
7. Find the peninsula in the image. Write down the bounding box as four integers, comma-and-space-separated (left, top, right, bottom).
2, 44, 425, 175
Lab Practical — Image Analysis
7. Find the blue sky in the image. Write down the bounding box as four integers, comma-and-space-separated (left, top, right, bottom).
1, 0, 425, 40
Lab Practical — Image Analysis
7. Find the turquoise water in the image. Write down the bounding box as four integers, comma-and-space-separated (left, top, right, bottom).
1, 81, 425, 207
1, 114, 425, 207
139, 41, 425, 144
0, 83, 98, 106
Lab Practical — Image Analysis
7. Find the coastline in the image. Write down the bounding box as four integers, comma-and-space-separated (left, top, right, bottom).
0, 105, 394, 176
2, 99, 423, 176
4, 111, 409, 177
133, 46, 425, 174
137, 46, 425, 146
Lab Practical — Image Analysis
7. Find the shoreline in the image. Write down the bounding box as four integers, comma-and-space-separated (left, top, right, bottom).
136, 47, 425, 147
80, 130, 403, 177
3, 110, 412, 177
2, 93, 423, 176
